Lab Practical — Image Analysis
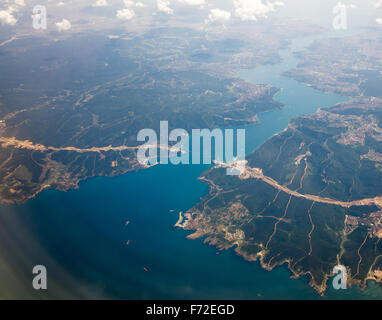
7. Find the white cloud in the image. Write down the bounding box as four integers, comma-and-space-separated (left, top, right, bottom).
123, 0, 146, 8
157, 0, 173, 14
56, 18, 71, 31
14, 0, 25, 6
3, 0, 26, 7
0, 0, 26, 26
206, 8, 231, 23
116, 8, 135, 20
57, 2, 65, 6
116, 0, 145, 20
124, 0, 135, 6
178, 0, 205, 6
0, 10, 17, 26
93, 0, 110, 7
336, 2, 357, 9
233, 0, 284, 21
376, 1, 382, 9
377, 18, 382, 24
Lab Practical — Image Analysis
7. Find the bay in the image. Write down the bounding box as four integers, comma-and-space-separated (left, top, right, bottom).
1, 31, 381, 299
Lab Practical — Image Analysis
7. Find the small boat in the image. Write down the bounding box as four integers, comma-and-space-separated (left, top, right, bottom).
143, 267, 149, 272
126, 240, 130, 246
125, 220, 130, 226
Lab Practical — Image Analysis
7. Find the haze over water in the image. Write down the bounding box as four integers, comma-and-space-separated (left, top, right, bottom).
1, 32, 382, 299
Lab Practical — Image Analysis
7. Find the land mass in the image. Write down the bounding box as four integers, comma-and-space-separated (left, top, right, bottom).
178, 94, 382, 295
177, 31, 382, 295
0, 26, 294, 203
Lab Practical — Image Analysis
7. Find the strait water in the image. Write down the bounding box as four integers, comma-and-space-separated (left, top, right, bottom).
1, 32, 382, 299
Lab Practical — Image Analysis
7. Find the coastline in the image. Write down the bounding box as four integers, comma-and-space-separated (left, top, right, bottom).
175, 32, 382, 297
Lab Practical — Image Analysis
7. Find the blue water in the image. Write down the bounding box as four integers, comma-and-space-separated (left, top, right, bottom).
1, 32, 382, 299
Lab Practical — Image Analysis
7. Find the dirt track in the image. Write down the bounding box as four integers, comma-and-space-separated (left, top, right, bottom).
0, 136, 174, 154
240, 166, 382, 209
2, 136, 382, 209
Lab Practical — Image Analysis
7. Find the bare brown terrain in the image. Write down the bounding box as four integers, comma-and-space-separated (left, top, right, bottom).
220, 161, 382, 209
0, 136, 175, 155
